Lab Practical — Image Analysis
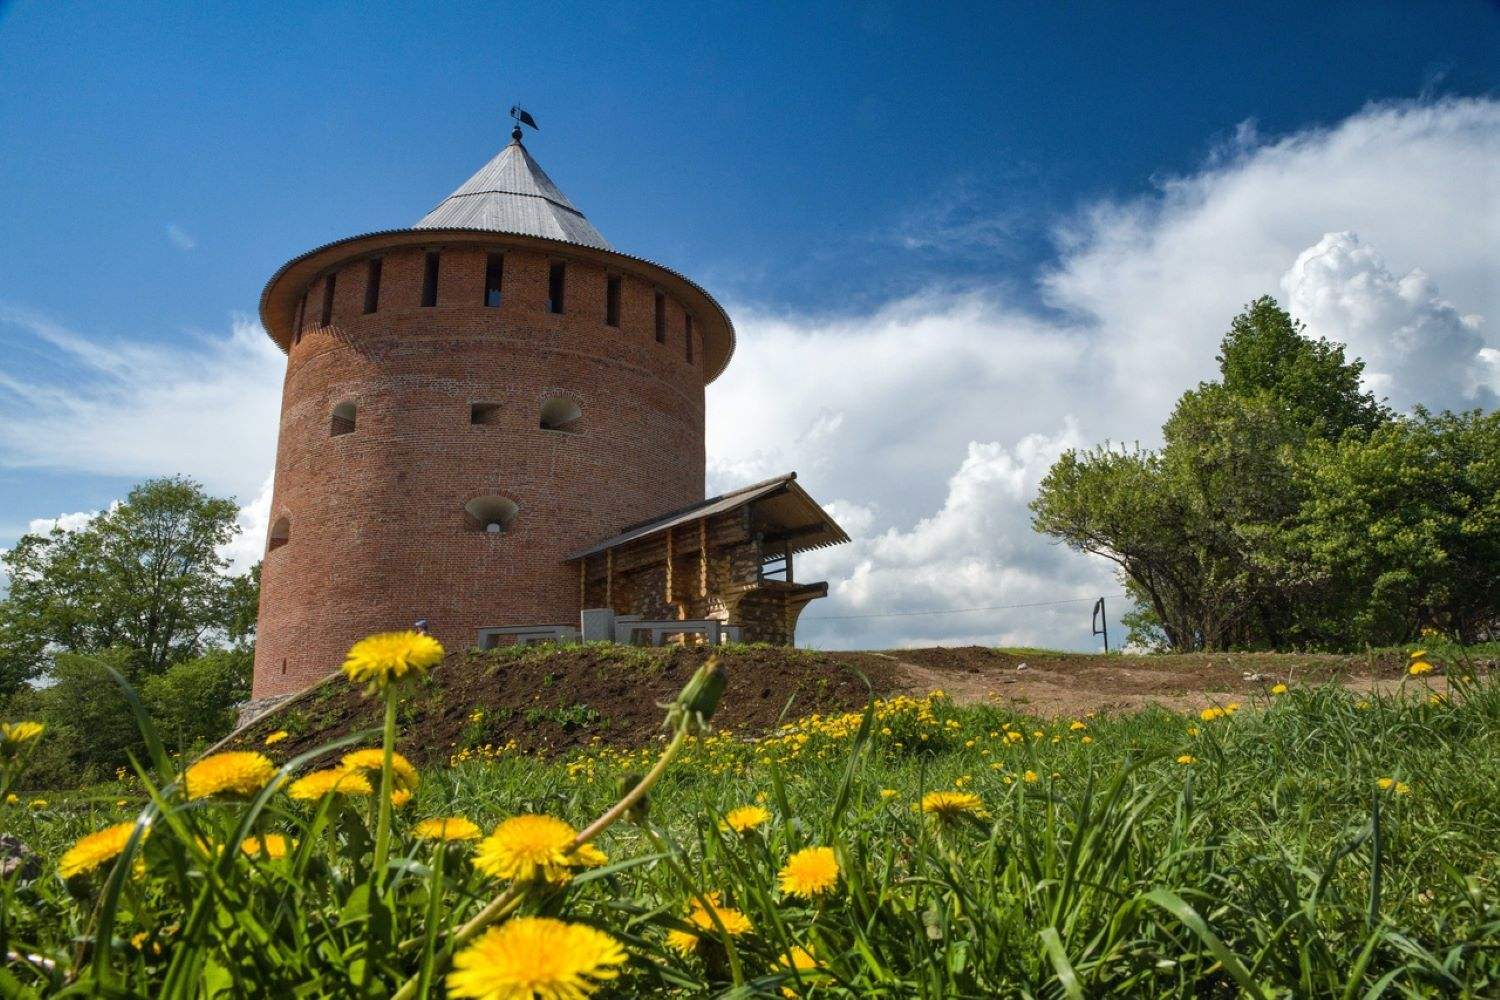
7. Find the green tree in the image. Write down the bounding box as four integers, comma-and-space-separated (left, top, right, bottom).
1030, 296, 1491, 652
1216, 295, 1389, 439
142, 648, 253, 753
0, 476, 247, 687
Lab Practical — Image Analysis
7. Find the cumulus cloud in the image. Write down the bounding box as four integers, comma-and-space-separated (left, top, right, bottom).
0, 307, 283, 505
1281, 232, 1495, 410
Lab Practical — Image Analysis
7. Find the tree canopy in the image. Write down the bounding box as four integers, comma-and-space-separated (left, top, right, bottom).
0, 476, 256, 696
1031, 296, 1498, 651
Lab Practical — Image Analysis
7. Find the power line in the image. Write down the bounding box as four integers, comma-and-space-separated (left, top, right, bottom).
803, 594, 1128, 622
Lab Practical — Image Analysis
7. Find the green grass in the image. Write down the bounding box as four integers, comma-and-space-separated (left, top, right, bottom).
2, 663, 1496, 997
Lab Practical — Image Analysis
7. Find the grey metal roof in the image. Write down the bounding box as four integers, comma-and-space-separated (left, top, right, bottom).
413, 135, 612, 250
565, 473, 851, 561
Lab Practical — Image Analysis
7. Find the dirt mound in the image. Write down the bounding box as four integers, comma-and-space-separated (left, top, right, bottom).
232, 644, 902, 767
230, 643, 1458, 768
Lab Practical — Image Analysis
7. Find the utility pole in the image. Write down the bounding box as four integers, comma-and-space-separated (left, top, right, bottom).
1091, 597, 1109, 653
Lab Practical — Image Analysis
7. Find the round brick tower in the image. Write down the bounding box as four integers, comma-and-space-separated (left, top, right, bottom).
251, 124, 735, 699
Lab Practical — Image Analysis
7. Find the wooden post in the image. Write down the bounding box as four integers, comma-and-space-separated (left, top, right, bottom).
605, 548, 614, 608
698, 518, 709, 597
665, 526, 674, 603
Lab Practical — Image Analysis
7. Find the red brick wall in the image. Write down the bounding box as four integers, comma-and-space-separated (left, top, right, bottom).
252, 242, 709, 697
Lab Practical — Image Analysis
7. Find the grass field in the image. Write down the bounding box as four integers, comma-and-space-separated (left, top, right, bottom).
1, 641, 1496, 997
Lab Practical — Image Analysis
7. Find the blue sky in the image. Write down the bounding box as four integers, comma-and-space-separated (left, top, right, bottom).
2, 2, 1497, 648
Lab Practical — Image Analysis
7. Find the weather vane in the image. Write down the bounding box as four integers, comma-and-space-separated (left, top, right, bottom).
509, 104, 538, 141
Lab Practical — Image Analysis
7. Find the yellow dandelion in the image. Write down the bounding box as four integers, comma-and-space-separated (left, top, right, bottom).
1081, 735, 1094, 744
1270, 683, 1288, 695
1200, 707, 1225, 722
390, 787, 413, 808
778, 846, 840, 898
263, 730, 289, 746
473, 815, 606, 883
879, 788, 898, 799
28, 798, 46, 809
184, 751, 277, 800
1023, 770, 1039, 783
1176, 754, 1196, 765
920, 790, 985, 820
341, 630, 444, 688
1408, 661, 1434, 676
722, 805, 771, 834
1, 720, 44, 754
414, 816, 483, 841
1376, 777, 1411, 796
1409, 649, 1427, 660
1005, 731, 1025, 744
1069, 720, 1087, 731
287, 768, 372, 801
1355, 700, 1372, 710
447, 916, 626, 999
59, 822, 142, 879
240, 834, 294, 860
666, 894, 754, 955
1428, 692, 1448, 706
1186, 726, 1200, 736
340, 748, 421, 790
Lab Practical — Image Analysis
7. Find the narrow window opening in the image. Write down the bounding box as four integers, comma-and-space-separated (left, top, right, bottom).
654, 292, 666, 343
470, 402, 502, 426
547, 262, 566, 314
330, 401, 356, 437
421, 252, 440, 307
320, 273, 337, 326
363, 258, 383, 314
539, 396, 583, 433
268, 516, 291, 552
605, 275, 621, 327
484, 253, 504, 307
685, 314, 695, 363
293, 293, 306, 345
464, 496, 518, 534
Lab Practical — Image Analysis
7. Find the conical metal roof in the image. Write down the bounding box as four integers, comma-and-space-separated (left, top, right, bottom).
413, 131, 612, 250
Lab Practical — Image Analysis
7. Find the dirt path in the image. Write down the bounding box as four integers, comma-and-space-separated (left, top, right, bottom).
871, 647, 1460, 717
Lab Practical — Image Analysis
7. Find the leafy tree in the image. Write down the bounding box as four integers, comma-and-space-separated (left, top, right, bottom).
142, 648, 253, 753
1031, 296, 1492, 652
0, 476, 247, 686
1216, 295, 1389, 439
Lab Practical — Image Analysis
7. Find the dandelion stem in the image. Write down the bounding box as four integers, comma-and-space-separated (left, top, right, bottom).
372, 685, 398, 877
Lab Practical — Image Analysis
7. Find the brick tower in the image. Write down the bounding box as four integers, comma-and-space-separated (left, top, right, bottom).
251, 123, 736, 699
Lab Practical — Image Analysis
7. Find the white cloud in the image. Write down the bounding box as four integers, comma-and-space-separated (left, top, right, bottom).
0, 307, 283, 506
166, 224, 197, 250
1281, 232, 1495, 410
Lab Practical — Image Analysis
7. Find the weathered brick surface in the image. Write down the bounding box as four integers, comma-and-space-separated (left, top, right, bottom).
253, 244, 708, 697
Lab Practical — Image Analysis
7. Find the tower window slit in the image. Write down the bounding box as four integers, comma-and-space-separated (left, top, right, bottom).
364, 258, 382, 314
330, 401, 356, 436
548, 262, 566, 314
421, 252, 440, 307
654, 292, 666, 343
320, 273, 336, 326
484, 253, 504, 307
606, 275, 620, 327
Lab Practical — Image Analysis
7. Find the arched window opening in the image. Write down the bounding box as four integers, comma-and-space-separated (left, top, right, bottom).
268, 516, 291, 552
464, 496, 518, 534
539, 396, 582, 433
330, 401, 356, 436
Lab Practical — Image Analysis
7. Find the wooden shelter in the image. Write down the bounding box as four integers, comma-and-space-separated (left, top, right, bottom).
566, 473, 848, 645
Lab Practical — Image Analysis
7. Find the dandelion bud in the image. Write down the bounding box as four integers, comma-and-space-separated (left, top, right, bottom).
665, 657, 726, 735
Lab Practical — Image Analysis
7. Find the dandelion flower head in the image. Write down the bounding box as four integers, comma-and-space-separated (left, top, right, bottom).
184, 751, 277, 800
342, 630, 444, 688
447, 916, 626, 999
778, 846, 840, 898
